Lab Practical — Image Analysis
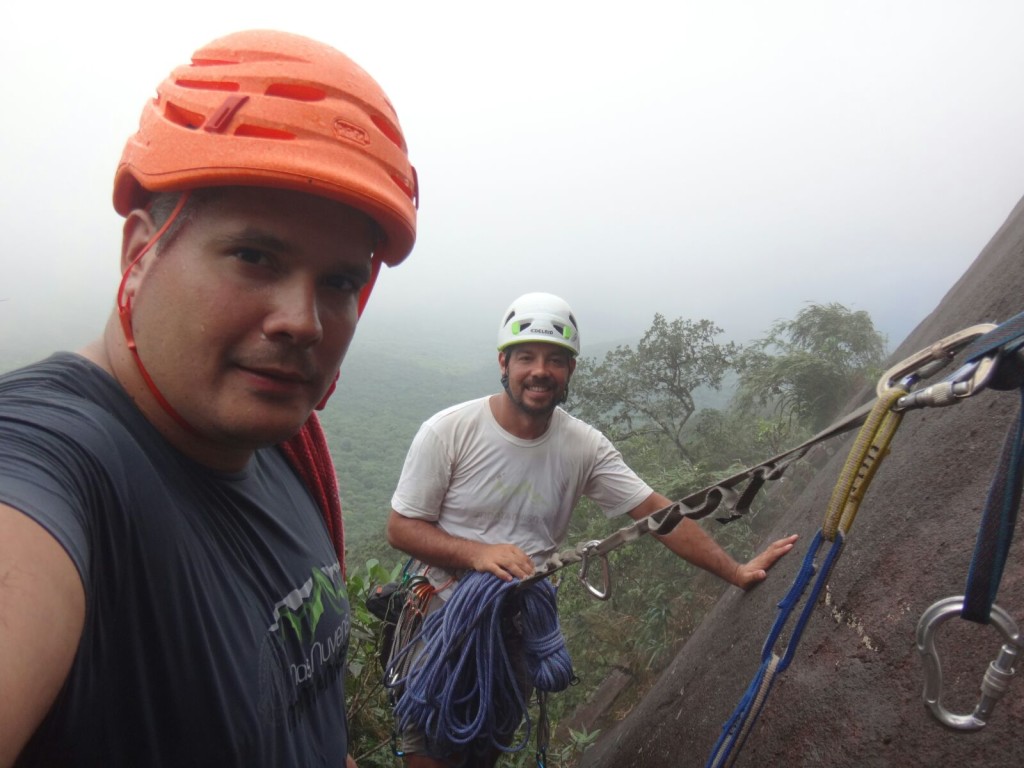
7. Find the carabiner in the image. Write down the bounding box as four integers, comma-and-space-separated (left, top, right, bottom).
578, 540, 612, 600
877, 324, 998, 398
893, 355, 1000, 411
916, 596, 1021, 731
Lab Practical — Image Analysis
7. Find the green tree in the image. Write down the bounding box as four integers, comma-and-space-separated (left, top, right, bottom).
568, 315, 739, 463
735, 302, 887, 432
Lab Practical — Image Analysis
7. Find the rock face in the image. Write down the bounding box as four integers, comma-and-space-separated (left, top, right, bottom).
581, 197, 1024, 768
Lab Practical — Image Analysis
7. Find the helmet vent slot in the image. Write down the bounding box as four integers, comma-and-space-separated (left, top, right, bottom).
175, 78, 240, 92
163, 102, 205, 130
191, 57, 236, 67
372, 114, 406, 151
266, 83, 326, 102
391, 172, 417, 203
234, 124, 296, 140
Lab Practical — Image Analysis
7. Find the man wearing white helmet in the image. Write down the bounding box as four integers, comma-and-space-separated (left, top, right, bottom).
386, 292, 798, 767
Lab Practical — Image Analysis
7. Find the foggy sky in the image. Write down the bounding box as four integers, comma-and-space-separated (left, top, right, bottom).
3, 1, 1023, 367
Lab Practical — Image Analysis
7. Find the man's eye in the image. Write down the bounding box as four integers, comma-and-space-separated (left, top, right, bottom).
323, 274, 366, 294
232, 248, 269, 265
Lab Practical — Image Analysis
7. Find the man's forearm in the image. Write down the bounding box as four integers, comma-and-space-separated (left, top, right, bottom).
386, 512, 482, 571
385, 510, 536, 582
652, 516, 741, 586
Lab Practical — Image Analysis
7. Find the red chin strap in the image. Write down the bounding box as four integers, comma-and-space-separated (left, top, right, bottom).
117, 193, 198, 435
314, 253, 382, 410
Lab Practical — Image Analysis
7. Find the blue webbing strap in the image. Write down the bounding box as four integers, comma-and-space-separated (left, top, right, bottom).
960, 308, 1024, 365
962, 385, 1024, 623
706, 531, 845, 768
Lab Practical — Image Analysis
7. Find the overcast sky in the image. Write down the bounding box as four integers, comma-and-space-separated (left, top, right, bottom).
3, 1, 1023, 367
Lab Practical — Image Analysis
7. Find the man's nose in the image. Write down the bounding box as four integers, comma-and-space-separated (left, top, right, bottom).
262, 280, 323, 347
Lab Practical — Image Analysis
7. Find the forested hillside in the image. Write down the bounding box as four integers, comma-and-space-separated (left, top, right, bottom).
319, 332, 495, 566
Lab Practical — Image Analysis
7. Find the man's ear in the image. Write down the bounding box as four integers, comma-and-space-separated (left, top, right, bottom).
120, 209, 159, 276
118, 210, 161, 302
568, 357, 577, 377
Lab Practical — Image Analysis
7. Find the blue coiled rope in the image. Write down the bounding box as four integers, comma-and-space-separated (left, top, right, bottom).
386, 571, 573, 756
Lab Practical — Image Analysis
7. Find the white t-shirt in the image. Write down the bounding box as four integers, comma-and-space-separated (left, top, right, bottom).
391, 396, 653, 573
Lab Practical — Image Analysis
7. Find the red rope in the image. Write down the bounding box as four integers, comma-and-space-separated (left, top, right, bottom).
280, 412, 345, 577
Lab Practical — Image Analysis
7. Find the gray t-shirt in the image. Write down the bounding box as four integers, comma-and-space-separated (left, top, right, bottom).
0, 353, 350, 767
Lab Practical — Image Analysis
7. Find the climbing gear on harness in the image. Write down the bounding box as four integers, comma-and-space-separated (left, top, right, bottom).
367, 572, 433, 672
916, 596, 1021, 731
385, 572, 573, 760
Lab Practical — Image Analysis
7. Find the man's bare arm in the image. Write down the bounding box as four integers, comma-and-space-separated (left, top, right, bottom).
385, 510, 534, 582
0, 503, 85, 767
627, 492, 797, 590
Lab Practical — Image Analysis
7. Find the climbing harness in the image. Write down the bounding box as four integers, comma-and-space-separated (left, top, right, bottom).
384, 571, 573, 761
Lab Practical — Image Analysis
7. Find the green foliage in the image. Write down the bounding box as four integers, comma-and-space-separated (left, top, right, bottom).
735, 302, 887, 431
320, 340, 495, 566
345, 559, 405, 768
568, 315, 740, 462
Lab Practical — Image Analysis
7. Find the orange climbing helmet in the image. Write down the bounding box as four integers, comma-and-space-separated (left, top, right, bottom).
113, 29, 418, 266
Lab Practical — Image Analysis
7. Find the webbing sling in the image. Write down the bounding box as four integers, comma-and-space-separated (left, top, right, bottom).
706, 389, 905, 768
962, 386, 1024, 623
955, 311, 1024, 621
525, 400, 875, 589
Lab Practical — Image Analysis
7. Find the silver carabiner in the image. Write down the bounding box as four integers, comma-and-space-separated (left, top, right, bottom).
578, 540, 612, 600
916, 596, 1021, 731
877, 324, 998, 398
894, 356, 1000, 411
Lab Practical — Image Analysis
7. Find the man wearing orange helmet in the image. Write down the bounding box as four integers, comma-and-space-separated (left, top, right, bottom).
386, 293, 797, 767
0, 30, 417, 767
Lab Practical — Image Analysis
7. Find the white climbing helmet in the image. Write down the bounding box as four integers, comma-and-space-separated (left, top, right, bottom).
497, 292, 581, 356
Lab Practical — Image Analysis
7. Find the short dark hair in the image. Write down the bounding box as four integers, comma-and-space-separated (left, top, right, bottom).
146, 190, 215, 253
